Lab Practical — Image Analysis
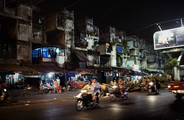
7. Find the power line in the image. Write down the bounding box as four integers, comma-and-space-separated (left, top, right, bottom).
94, 0, 121, 22
95, 0, 127, 24
0, 0, 16, 7
44, 0, 82, 22
128, 17, 184, 34
0, 0, 45, 20
66, 0, 82, 9
30, 0, 45, 7
126, 0, 167, 29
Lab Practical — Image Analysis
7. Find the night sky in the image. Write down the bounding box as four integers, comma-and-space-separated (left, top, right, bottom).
37, 0, 184, 43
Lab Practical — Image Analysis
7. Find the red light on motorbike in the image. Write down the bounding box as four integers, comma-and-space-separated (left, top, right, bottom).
168, 85, 171, 89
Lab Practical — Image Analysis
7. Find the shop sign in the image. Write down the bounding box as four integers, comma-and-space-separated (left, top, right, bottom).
132, 64, 140, 71
104, 71, 113, 76
113, 70, 118, 72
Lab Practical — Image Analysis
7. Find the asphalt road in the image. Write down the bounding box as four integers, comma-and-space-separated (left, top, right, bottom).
0, 89, 184, 120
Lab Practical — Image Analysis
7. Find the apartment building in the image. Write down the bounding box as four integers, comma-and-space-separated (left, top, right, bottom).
138, 39, 147, 70
126, 36, 141, 71
74, 16, 100, 70
0, 1, 73, 84
0, 0, 34, 84
146, 44, 167, 74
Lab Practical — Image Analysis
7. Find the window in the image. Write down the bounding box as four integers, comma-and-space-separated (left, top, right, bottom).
8, 44, 13, 52
32, 47, 64, 58
79, 62, 86, 68
32, 48, 41, 58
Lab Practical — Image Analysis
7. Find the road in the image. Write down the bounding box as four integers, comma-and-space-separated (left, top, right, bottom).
0, 89, 184, 120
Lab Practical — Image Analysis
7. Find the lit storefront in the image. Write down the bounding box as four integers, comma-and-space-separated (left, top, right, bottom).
32, 47, 65, 64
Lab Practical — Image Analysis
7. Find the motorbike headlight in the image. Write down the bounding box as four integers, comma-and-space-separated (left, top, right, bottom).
81, 90, 87, 93
112, 86, 118, 89
4, 89, 7, 92
149, 82, 153, 86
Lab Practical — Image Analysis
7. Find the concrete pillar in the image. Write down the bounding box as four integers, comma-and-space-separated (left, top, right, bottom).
174, 66, 180, 81
174, 52, 184, 81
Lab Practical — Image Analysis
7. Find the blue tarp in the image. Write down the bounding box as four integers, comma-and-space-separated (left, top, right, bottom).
117, 45, 122, 53
66, 73, 75, 77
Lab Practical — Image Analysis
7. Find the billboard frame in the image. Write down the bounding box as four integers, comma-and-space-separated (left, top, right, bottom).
153, 27, 184, 50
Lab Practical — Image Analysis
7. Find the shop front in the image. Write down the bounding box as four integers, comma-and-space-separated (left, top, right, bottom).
24, 64, 65, 85
0, 64, 30, 88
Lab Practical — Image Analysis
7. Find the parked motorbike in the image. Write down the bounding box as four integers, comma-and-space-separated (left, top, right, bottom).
67, 81, 75, 91
74, 90, 99, 111
0, 88, 12, 103
147, 82, 159, 95
108, 85, 128, 102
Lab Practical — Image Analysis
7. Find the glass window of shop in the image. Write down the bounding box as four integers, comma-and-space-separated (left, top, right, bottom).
5, 73, 23, 84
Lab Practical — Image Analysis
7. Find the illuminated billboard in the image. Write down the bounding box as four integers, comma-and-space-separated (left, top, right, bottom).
153, 27, 184, 50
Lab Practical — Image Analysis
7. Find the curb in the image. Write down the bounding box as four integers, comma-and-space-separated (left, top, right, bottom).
7, 98, 59, 106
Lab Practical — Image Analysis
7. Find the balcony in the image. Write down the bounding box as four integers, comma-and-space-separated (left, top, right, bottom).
147, 55, 156, 63
86, 30, 95, 38
140, 51, 147, 59
32, 24, 43, 43
44, 9, 74, 33
110, 27, 115, 34
139, 43, 146, 50
93, 26, 99, 39
130, 49, 139, 56
0, 0, 17, 16
87, 55, 100, 67
4, 7, 15, 15
86, 18, 93, 26
44, 14, 65, 32
96, 43, 112, 55
127, 41, 139, 49
18, 5, 32, 21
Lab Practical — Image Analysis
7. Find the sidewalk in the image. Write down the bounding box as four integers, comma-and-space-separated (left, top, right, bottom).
7, 89, 81, 106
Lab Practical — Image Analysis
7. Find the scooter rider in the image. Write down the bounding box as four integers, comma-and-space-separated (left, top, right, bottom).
153, 77, 160, 91
0, 79, 5, 101
92, 78, 101, 106
118, 78, 126, 97
81, 80, 94, 102
82, 80, 94, 94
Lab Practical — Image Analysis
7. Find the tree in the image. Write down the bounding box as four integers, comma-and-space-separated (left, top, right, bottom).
163, 58, 178, 74
122, 39, 128, 49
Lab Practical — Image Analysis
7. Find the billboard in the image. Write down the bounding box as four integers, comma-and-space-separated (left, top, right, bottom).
153, 27, 184, 50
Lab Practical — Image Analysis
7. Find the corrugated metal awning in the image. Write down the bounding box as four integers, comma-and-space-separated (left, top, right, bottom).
0, 64, 28, 71
162, 48, 184, 53
24, 64, 65, 73
74, 50, 89, 61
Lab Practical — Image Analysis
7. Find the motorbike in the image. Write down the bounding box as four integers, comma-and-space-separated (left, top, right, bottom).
67, 81, 75, 91
108, 85, 128, 102
0, 88, 12, 103
140, 83, 148, 91
147, 82, 159, 95
74, 90, 99, 111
